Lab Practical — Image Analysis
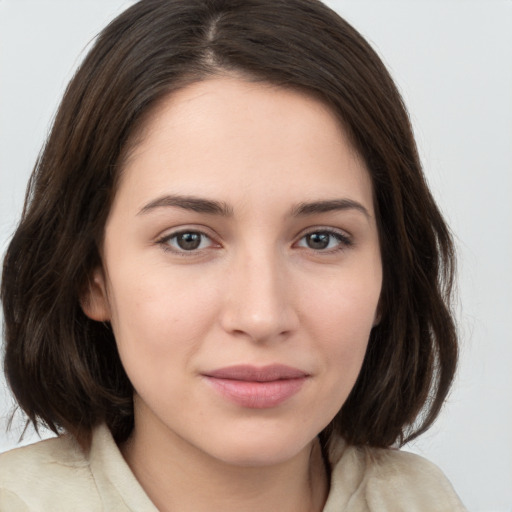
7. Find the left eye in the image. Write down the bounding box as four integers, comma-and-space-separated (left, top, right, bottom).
296, 231, 349, 251
160, 231, 213, 252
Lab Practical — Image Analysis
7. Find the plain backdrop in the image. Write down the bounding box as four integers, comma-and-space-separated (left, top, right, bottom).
1, 1, 511, 511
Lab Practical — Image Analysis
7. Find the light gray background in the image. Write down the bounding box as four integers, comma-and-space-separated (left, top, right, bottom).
1, 1, 511, 510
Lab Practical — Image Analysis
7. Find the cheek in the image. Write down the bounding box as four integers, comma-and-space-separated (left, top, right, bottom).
105, 265, 220, 380
304, 268, 380, 336
303, 268, 381, 384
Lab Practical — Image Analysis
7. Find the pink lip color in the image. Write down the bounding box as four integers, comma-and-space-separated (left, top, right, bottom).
203, 365, 309, 409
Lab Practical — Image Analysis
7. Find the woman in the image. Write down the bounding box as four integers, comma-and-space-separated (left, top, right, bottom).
0, 0, 466, 510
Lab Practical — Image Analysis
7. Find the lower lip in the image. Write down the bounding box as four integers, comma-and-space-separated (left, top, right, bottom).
204, 377, 307, 409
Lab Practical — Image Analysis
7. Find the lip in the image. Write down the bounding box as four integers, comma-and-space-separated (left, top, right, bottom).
202, 365, 309, 409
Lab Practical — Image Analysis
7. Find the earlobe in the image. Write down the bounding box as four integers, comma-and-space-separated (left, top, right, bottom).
80, 267, 111, 322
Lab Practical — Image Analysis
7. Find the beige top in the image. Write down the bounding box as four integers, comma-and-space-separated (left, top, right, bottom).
0, 424, 466, 511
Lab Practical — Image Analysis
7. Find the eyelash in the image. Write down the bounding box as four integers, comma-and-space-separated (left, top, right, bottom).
156, 228, 353, 255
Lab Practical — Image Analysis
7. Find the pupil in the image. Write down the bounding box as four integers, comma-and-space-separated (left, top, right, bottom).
307, 232, 330, 249
177, 232, 201, 250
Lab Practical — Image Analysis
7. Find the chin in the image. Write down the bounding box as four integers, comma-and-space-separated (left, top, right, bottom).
199, 426, 317, 468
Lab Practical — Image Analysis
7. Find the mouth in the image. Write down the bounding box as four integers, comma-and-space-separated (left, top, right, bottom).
202, 364, 310, 409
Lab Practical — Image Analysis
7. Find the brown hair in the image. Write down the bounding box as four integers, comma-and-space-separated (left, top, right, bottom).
1, 0, 457, 449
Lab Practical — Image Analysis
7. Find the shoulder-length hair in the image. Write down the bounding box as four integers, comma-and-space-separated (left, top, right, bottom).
2, 0, 457, 448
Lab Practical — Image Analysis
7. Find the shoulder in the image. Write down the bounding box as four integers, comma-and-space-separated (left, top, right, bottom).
363, 446, 466, 508
325, 439, 467, 511
0, 434, 101, 511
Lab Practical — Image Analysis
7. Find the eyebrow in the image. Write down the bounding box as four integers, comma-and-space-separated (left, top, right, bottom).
290, 198, 371, 218
138, 194, 234, 217
138, 194, 370, 219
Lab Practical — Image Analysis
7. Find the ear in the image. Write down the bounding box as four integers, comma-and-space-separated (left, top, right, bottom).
80, 267, 111, 322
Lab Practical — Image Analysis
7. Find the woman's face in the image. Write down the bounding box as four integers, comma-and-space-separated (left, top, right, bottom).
85, 76, 382, 466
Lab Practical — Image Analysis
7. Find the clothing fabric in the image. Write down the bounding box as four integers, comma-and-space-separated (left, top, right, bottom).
0, 424, 466, 511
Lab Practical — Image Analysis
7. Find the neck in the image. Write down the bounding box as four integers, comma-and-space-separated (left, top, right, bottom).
120, 419, 329, 512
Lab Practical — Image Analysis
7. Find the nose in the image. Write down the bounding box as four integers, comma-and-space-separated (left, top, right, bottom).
219, 247, 299, 344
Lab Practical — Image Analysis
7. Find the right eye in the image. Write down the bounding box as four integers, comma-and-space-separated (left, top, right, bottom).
158, 230, 215, 253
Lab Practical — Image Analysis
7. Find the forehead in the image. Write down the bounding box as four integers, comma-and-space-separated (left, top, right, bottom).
116, 76, 374, 215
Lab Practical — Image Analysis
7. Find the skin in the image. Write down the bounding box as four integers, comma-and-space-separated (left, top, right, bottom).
83, 76, 382, 512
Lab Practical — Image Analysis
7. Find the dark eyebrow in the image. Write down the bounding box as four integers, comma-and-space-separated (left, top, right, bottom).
291, 199, 371, 218
138, 194, 233, 216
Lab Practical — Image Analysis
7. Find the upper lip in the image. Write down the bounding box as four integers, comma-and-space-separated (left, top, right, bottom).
203, 364, 309, 382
